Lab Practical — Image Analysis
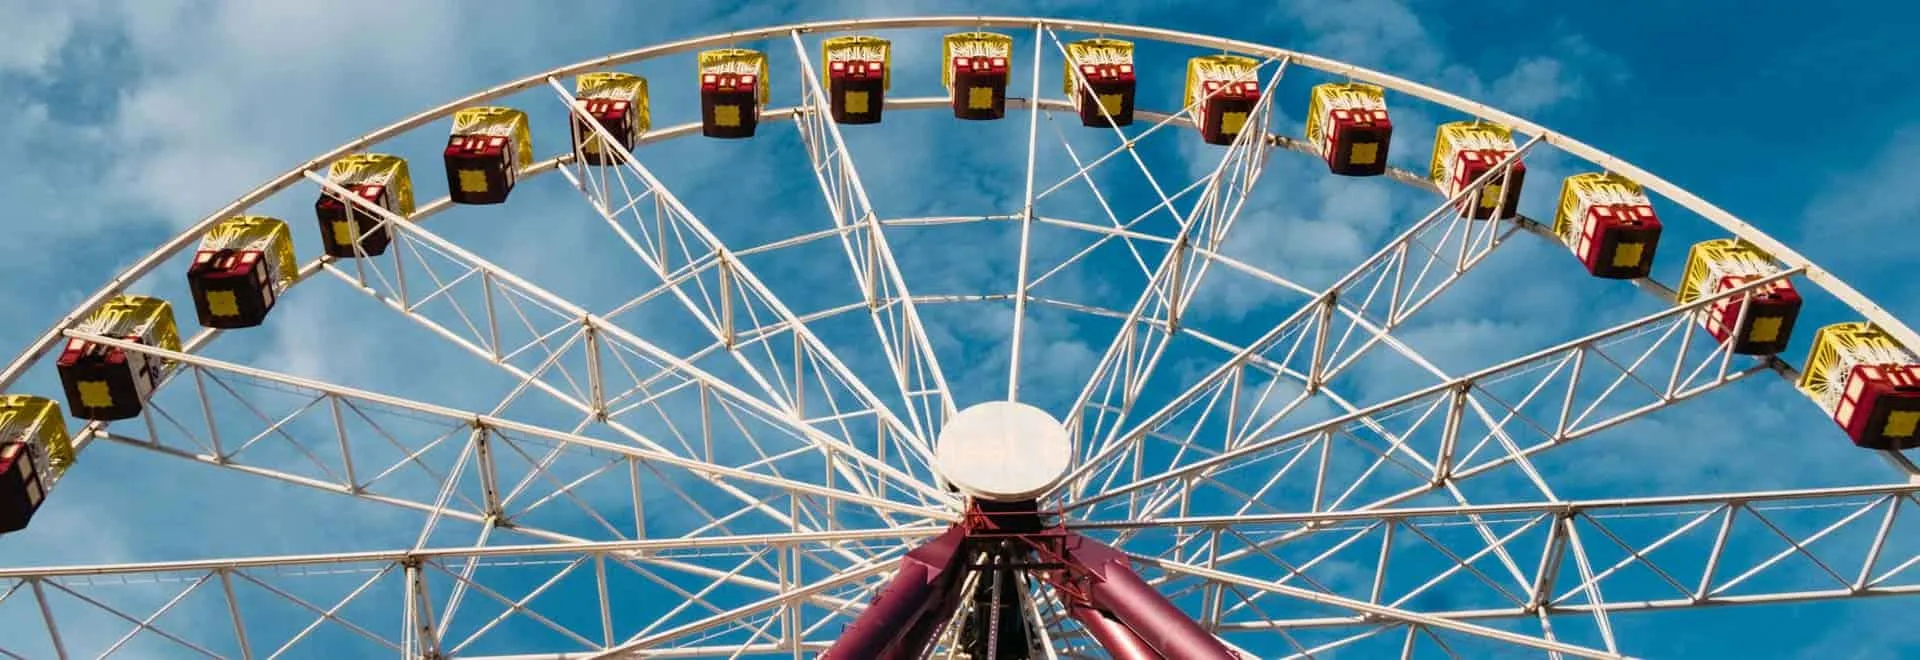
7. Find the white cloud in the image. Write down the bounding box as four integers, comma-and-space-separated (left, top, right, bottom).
2, 3, 1912, 657
0, 0, 98, 76
1799, 125, 1920, 268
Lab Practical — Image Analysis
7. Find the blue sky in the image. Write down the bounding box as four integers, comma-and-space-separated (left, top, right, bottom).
1, 0, 1917, 658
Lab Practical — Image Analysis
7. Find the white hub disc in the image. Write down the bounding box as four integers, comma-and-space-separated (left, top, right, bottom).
934, 401, 1074, 502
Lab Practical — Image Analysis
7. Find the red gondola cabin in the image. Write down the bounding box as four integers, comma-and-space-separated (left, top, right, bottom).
0, 442, 48, 534
1431, 122, 1526, 220
444, 107, 532, 205
1799, 324, 1920, 451
944, 33, 1013, 121
55, 296, 182, 422
315, 154, 415, 259
571, 72, 650, 166
824, 36, 891, 125
1307, 83, 1393, 177
1064, 39, 1136, 127
1187, 55, 1263, 146
1553, 173, 1663, 280
699, 49, 770, 139
1833, 364, 1920, 450
1678, 239, 1802, 356
186, 216, 297, 329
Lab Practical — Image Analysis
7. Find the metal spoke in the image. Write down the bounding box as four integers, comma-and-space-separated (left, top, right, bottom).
547, 78, 944, 498
1062, 132, 1544, 505
304, 169, 953, 511
785, 31, 958, 442
1061, 56, 1292, 479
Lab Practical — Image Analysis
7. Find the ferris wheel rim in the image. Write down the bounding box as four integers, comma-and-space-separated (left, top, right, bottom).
1, 15, 1910, 397
9, 94, 1914, 477
0, 96, 1727, 474
2, 17, 1916, 658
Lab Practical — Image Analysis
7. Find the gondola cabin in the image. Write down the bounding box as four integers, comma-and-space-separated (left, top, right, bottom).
55, 295, 182, 422
444, 107, 533, 205
1798, 323, 1920, 450
1306, 82, 1392, 176
823, 36, 891, 125
1185, 54, 1262, 146
314, 154, 416, 259
1553, 172, 1663, 279
0, 395, 73, 534
699, 49, 770, 139
1676, 238, 1802, 355
1430, 121, 1526, 220
1063, 38, 1136, 127
943, 32, 1013, 121
186, 216, 298, 329
571, 72, 650, 166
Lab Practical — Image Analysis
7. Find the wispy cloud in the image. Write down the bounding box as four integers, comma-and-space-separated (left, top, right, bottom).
1797, 125, 1920, 309
2, 2, 1917, 657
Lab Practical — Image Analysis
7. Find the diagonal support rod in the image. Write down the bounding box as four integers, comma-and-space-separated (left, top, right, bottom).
785, 31, 959, 443
546, 76, 942, 488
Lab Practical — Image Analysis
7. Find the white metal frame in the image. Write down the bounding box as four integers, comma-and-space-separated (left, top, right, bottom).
1, 16, 1914, 660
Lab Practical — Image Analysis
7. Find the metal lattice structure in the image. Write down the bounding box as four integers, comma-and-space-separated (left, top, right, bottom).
2, 16, 1918, 659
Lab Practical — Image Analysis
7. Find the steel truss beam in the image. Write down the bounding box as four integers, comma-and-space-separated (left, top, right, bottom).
65, 332, 951, 526
1068, 267, 1805, 516
1081, 483, 1920, 649
0, 531, 929, 658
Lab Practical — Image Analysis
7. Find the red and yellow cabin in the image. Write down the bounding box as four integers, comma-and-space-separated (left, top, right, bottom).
1798, 323, 1920, 450
1063, 38, 1136, 127
444, 107, 533, 205
1430, 121, 1526, 220
1552, 172, 1663, 279
571, 72, 650, 166
315, 154, 416, 259
55, 295, 182, 422
186, 216, 297, 329
699, 49, 770, 139
943, 32, 1014, 121
823, 36, 891, 125
1186, 54, 1262, 146
1677, 238, 1802, 355
0, 395, 73, 534
1306, 82, 1392, 176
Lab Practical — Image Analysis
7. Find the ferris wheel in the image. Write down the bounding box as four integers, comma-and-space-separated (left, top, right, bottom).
2, 15, 1919, 659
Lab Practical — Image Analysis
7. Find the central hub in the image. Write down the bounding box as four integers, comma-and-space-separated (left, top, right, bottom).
934, 400, 1074, 502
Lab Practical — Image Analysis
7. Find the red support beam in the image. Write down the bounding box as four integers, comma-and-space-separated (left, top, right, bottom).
822, 512, 1231, 660
1067, 603, 1164, 660
1060, 533, 1236, 660
821, 526, 971, 660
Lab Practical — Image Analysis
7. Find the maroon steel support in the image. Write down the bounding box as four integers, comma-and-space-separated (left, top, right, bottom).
823, 507, 1229, 659
1066, 603, 1163, 660
821, 526, 970, 660
1059, 533, 1236, 660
